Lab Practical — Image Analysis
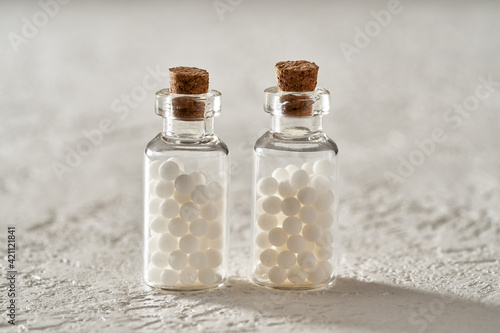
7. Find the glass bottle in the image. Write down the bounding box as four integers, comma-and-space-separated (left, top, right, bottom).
144, 88, 229, 291
252, 87, 338, 290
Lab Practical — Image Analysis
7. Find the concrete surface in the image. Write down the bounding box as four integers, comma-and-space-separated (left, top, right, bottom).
1, 0, 499, 332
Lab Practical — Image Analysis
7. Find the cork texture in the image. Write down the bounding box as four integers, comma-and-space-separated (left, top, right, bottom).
169, 67, 209, 120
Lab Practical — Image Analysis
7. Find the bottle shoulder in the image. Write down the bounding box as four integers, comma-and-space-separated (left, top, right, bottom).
145, 133, 229, 157
254, 131, 338, 154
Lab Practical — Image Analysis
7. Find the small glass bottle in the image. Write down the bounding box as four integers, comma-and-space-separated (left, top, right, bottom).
144, 87, 229, 291
252, 86, 338, 290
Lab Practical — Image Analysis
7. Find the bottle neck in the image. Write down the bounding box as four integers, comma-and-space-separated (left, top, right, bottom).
162, 117, 215, 141
270, 115, 323, 137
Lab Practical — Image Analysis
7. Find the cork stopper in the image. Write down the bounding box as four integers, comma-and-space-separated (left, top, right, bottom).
168, 67, 209, 120
275, 60, 319, 116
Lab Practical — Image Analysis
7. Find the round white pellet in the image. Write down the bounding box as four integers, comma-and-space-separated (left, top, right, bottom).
149, 198, 162, 216
316, 246, 333, 260
314, 191, 334, 212
174, 191, 192, 204
168, 250, 188, 270
317, 212, 334, 229
281, 197, 301, 217
254, 263, 269, 279
285, 164, 300, 174
179, 234, 199, 254
259, 248, 278, 267
288, 266, 307, 284
151, 251, 169, 268
168, 217, 188, 237
149, 160, 162, 179
159, 160, 180, 181
307, 265, 327, 284
290, 169, 309, 189
179, 267, 198, 285
147, 266, 163, 283
272, 168, 289, 182
160, 269, 178, 285
206, 221, 223, 240
206, 182, 222, 200
297, 187, 318, 206
313, 159, 333, 176
299, 206, 319, 224
174, 174, 195, 194
149, 180, 157, 196
301, 161, 315, 174
262, 196, 282, 215
190, 172, 207, 186
318, 261, 333, 276
209, 238, 224, 250
278, 181, 297, 198
189, 251, 207, 269
150, 216, 169, 233
268, 228, 288, 247
148, 236, 159, 253
256, 197, 266, 214
157, 233, 177, 253
160, 199, 179, 219
283, 217, 302, 235
200, 202, 218, 221
206, 249, 222, 268
154, 180, 174, 199
277, 250, 296, 269
191, 185, 208, 206
167, 157, 184, 171
303, 224, 322, 242
198, 267, 217, 285
190, 218, 208, 236
287, 235, 306, 253
257, 177, 278, 196
179, 202, 199, 222
256, 232, 271, 248
297, 251, 317, 271
268, 266, 286, 284
258, 213, 278, 231
317, 230, 334, 246
310, 175, 330, 193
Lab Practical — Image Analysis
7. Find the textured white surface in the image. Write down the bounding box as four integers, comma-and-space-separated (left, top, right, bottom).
1, 0, 500, 332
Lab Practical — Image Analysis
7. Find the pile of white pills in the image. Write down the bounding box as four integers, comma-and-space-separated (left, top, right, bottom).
146, 158, 225, 289
255, 159, 335, 287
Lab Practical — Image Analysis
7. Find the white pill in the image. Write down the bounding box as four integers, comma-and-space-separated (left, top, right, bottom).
150, 216, 169, 233
161, 269, 178, 285
260, 248, 278, 267
149, 198, 162, 215
262, 196, 282, 215
303, 224, 322, 242
190, 218, 208, 236
149, 160, 161, 179
167, 157, 184, 171
200, 202, 218, 221
190, 172, 207, 186
307, 265, 327, 284
313, 159, 333, 176
154, 180, 174, 199
147, 266, 163, 283
159, 160, 180, 181
310, 175, 330, 193
175, 174, 195, 194
256, 197, 266, 214
297, 187, 317, 205
174, 191, 192, 204
272, 168, 289, 182
285, 164, 300, 174
257, 177, 278, 196
278, 181, 297, 198
317, 212, 334, 229
288, 266, 307, 284
268, 227, 288, 247
168, 217, 188, 237
179, 234, 198, 254
151, 251, 169, 268
318, 261, 333, 276
299, 206, 319, 224
290, 169, 309, 189
277, 250, 296, 269
258, 213, 278, 231
189, 251, 207, 269
168, 250, 188, 270
206, 221, 223, 240
268, 266, 287, 284
179, 202, 199, 222
254, 263, 270, 279
191, 185, 209, 205
206, 249, 222, 268
281, 197, 301, 216
148, 236, 159, 253
198, 267, 217, 285
148, 180, 157, 196
316, 246, 333, 260
157, 233, 177, 253
283, 217, 302, 235
297, 251, 317, 271
256, 232, 271, 248
160, 199, 179, 219
209, 238, 224, 250
206, 182, 222, 200
301, 161, 315, 174
317, 230, 334, 246
314, 191, 334, 212
287, 235, 306, 253
179, 267, 198, 285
